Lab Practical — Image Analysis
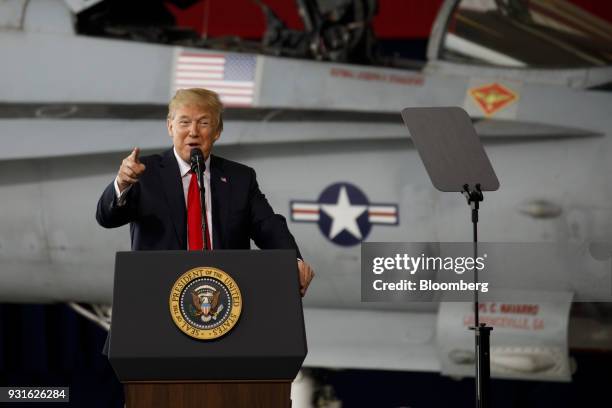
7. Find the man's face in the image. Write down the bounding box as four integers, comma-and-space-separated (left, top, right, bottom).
167, 104, 221, 163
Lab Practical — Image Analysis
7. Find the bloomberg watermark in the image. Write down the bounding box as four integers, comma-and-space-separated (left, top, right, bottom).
361, 242, 612, 302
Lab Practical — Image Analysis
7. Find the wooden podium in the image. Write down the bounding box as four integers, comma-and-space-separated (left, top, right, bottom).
107, 250, 307, 408
124, 382, 292, 408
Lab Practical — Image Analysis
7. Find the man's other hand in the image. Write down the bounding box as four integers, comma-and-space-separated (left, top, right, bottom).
116, 147, 146, 192
298, 259, 315, 297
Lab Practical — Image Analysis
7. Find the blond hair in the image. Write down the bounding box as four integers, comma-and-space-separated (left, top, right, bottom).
168, 88, 224, 133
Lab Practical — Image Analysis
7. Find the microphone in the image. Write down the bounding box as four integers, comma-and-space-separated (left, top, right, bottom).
190, 148, 205, 179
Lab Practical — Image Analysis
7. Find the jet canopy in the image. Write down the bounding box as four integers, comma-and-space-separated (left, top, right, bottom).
437, 0, 612, 68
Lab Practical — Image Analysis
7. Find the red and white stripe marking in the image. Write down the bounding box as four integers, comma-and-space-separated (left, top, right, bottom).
291, 202, 320, 222
291, 202, 398, 224
368, 205, 398, 224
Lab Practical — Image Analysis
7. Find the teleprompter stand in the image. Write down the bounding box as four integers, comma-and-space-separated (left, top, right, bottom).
462, 183, 493, 408
401, 107, 499, 408
107, 250, 307, 408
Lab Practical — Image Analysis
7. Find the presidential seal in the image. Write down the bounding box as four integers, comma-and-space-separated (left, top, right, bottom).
169, 267, 242, 340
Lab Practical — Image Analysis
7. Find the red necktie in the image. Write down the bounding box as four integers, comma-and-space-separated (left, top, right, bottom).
187, 171, 211, 250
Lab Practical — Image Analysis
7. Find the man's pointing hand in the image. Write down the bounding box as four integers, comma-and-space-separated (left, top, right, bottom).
116, 147, 146, 192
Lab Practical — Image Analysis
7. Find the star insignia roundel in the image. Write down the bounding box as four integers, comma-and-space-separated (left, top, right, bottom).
291, 182, 399, 247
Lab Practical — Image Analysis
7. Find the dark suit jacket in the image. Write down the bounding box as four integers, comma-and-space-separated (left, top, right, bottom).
96, 149, 301, 257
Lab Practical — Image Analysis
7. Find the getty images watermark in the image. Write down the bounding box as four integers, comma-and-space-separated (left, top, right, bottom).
371, 251, 488, 292
361, 242, 612, 302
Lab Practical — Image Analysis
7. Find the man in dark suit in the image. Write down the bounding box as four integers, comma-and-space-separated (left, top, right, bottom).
96, 88, 314, 295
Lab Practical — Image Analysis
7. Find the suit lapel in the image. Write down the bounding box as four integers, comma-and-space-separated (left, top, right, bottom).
211, 155, 230, 249
160, 149, 187, 249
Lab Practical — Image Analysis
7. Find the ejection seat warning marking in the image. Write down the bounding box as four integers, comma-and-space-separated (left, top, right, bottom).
330, 67, 424, 86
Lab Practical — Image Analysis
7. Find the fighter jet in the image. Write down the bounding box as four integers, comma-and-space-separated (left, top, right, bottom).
1, 0, 612, 383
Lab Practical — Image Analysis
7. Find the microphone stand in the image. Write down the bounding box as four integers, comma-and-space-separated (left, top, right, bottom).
461, 183, 492, 408
191, 150, 208, 251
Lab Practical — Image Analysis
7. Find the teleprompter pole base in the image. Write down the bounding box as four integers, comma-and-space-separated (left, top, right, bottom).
470, 324, 493, 408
